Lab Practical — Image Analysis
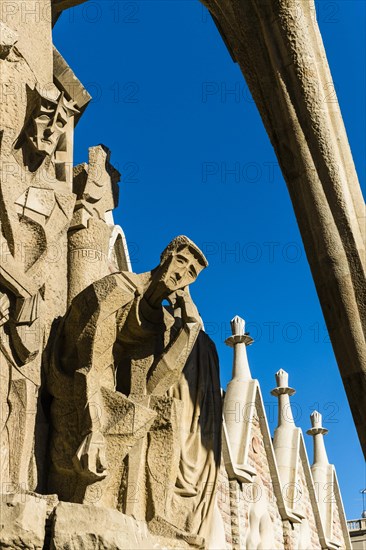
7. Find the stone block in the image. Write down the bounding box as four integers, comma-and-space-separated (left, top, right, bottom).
0, 493, 47, 549
50, 501, 157, 549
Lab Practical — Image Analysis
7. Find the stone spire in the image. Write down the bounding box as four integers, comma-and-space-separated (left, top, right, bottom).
271, 369, 296, 428
307, 411, 334, 541
307, 411, 329, 466
225, 315, 253, 380
223, 316, 256, 484
271, 369, 299, 513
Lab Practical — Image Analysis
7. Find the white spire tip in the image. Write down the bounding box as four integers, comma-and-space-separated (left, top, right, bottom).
230, 315, 245, 337
275, 368, 289, 388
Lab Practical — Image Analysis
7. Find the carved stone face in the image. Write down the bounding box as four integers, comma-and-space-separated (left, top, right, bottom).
158, 247, 204, 294
25, 94, 70, 157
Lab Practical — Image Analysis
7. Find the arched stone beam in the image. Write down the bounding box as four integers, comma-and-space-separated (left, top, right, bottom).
52, 0, 88, 26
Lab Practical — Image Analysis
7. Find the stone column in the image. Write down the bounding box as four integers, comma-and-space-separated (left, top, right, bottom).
226, 315, 253, 381
307, 411, 329, 467
271, 369, 296, 431
307, 410, 333, 538
271, 369, 300, 513
223, 316, 254, 473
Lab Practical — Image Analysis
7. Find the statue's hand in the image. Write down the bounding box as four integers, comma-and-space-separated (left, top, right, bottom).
0, 292, 10, 328
172, 287, 190, 307
73, 432, 108, 482
171, 288, 202, 326
167, 288, 180, 307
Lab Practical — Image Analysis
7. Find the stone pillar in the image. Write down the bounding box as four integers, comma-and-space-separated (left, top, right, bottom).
271, 369, 299, 513
271, 369, 296, 430
307, 411, 329, 466
226, 315, 253, 381
307, 410, 333, 537
223, 316, 254, 473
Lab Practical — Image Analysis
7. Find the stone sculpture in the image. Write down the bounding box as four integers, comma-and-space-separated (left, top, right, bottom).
68, 144, 130, 304
47, 235, 222, 545
13, 85, 78, 177
0, 2, 354, 548
0, 18, 77, 491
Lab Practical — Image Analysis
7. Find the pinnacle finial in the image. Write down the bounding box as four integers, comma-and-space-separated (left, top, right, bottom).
225, 315, 253, 348
307, 410, 329, 467
275, 368, 289, 388
271, 368, 296, 429
271, 368, 295, 397
310, 410, 323, 429
230, 315, 245, 337
307, 410, 328, 437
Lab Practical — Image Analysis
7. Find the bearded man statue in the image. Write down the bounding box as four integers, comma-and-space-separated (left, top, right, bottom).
46, 236, 222, 548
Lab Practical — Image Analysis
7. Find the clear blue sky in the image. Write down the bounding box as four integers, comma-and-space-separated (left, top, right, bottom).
53, 0, 365, 520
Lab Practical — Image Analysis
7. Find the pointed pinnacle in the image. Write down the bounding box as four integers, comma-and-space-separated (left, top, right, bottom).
230, 315, 245, 337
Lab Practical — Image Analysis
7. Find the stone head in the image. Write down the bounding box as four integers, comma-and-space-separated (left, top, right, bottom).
25, 89, 78, 158
154, 236, 208, 296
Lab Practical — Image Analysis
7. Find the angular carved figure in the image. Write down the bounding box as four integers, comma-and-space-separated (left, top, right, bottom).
47, 236, 222, 547
14, 86, 78, 177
